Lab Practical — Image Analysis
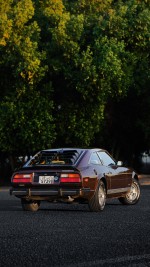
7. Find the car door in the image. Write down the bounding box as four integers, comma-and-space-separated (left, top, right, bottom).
97, 151, 131, 193
89, 151, 111, 189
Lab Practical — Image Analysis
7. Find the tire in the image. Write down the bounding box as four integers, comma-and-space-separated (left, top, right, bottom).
88, 180, 106, 212
21, 199, 40, 211
118, 178, 140, 205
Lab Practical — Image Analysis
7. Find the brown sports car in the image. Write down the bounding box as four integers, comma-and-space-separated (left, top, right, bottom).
10, 148, 140, 212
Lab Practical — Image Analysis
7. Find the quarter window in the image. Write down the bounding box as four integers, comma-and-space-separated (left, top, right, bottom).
90, 152, 102, 165
97, 151, 116, 166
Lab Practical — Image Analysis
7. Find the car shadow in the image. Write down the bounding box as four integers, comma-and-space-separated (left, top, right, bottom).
0, 199, 91, 212
39, 202, 90, 212
0, 198, 122, 212
106, 202, 121, 206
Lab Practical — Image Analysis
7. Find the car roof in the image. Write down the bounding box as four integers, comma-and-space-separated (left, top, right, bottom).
41, 148, 104, 152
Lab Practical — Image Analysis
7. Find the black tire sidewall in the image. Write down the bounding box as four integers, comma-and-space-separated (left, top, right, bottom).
88, 180, 106, 212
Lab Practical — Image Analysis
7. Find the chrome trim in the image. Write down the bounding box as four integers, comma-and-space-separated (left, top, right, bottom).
107, 187, 130, 194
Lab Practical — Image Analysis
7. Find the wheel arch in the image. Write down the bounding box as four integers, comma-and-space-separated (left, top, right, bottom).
132, 172, 139, 181
100, 177, 107, 191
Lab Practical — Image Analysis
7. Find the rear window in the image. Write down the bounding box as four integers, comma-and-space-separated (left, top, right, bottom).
26, 149, 83, 166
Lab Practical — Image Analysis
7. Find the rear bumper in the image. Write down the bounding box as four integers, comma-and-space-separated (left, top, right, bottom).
10, 187, 93, 198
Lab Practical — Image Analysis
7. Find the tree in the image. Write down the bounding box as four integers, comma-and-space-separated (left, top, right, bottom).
0, 0, 46, 98
0, 86, 55, 155
0, 0, 149, 167
47, 0, 142, 146
101, 0, 150, 161
0, 0, 55, 159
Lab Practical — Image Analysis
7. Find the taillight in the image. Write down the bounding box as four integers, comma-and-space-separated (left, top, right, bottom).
12, 173, 33, 183
60, 173, 81, 183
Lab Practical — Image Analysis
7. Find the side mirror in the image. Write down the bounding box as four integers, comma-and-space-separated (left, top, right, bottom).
117, 161, 123, 166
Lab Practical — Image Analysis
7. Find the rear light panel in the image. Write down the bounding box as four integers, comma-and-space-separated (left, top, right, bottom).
60, 173, 81, 183
12, 173, 33, 183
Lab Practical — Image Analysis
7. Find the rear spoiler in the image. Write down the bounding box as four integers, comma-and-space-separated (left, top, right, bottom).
17, 165, 80, 172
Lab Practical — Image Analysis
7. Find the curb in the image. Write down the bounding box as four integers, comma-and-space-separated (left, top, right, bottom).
0, 187, 10, 192
138, 175, 150, 185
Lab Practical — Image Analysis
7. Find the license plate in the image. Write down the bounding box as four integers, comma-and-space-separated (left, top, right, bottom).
39, 176, 54, 184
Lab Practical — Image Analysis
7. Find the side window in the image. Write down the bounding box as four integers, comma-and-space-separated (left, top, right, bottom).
97, 151, 116, 166
89, 152, 102, 165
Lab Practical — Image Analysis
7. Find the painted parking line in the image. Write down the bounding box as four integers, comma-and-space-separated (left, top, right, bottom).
66, 253, 150, 267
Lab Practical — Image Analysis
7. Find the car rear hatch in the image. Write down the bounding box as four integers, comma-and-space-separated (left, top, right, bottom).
11, 149, 86, 197
12, 165, 82, 187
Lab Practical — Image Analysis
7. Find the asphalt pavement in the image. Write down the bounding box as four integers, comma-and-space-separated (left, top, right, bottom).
0, 185, 150, 267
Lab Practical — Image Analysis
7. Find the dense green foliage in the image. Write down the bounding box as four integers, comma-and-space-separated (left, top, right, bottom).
0, 0, 149, 173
